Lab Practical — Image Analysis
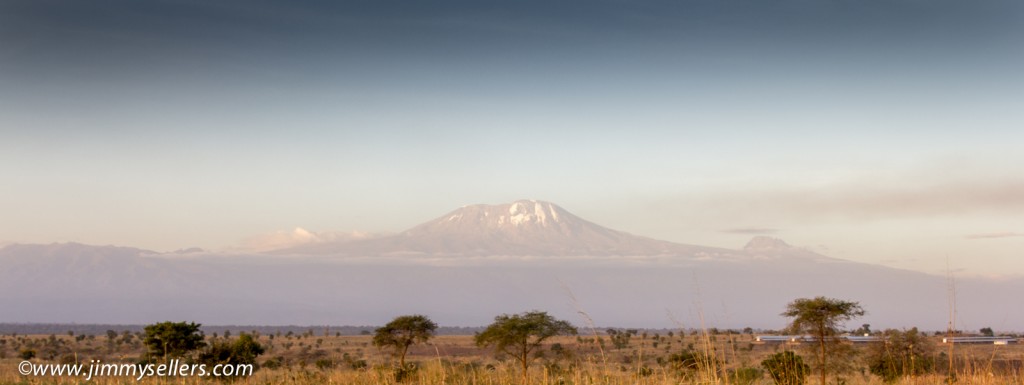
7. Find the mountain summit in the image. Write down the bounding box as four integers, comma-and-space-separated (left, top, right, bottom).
282, 200, 713, 257
404, 200, 607, 242
417, 200, 573, 233
743, 236, 793, 251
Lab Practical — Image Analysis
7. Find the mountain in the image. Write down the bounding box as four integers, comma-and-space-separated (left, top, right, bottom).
2, 201, 1023, 329
280, 200, 719, 257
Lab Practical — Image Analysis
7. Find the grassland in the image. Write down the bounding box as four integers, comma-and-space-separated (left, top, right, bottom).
1, 331, 1022, 384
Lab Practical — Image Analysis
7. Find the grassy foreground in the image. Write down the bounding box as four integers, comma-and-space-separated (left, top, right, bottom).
1, 333, 1022, 384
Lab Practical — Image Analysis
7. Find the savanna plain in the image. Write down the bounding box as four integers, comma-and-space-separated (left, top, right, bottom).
2, 325, 1021, 385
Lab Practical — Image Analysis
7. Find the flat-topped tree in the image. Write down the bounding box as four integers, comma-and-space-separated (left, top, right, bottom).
782, 297, 865, 385
475, 311, 577, 382
143, 321, 206, 359
372, 315, 438, 368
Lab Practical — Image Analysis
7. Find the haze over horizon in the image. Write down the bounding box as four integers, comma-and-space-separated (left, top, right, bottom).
5, 204, 1022, 330
2, 0, 1022, 278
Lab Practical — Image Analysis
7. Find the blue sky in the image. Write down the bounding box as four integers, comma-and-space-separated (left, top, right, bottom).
1, 0, 1022, 276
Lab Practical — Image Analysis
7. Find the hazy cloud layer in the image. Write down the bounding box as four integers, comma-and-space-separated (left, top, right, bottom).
720, 227, 778, 235
237, 228, 381, 252
965, 232, 1024, 239
690, 178, 1024, 222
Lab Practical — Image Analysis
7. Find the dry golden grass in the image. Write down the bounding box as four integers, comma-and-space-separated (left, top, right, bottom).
1, 333, 1021, 384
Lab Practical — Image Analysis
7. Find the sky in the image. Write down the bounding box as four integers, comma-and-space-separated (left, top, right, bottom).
1, 0, 1022, 277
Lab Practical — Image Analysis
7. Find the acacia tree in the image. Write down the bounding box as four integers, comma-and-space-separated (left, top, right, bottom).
782, 297, 865, 385
143, 321, 206, 359
372, 315, 438, 368
475, 311, 577, 382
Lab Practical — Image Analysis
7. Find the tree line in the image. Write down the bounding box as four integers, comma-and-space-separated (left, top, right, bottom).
354, 297, 941, 385
20, 296, 970, 384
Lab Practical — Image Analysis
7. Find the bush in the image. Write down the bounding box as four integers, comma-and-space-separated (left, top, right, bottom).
197, 333, 265, 376
762, 351, 810, 385
393, 362, 419, 382
262, 356, 284, 369
19, 349, 36, 360
731, 367, 764, 385
667, 351, 701, 371
866, 328, 935, 382
342, 353, 368, 370
314, 358, 335, 370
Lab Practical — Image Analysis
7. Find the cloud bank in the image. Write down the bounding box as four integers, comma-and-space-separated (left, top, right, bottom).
236, 228, 381, 252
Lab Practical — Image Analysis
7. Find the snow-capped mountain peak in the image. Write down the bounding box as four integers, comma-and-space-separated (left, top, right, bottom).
507, 199, 560, 226
743, 236, 793, 251
444, 199, 565, 228
282, 200, 713, 257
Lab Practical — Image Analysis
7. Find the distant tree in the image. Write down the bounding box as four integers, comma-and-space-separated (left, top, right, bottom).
475, 311, 577, 381
855, 324, 872, 335
372, 315, 438, 368
980, 327, 994, 337
106, 330, 118, 341
782, 297, 865, 385
143, 321, 206, 359
866, 328, 934, 383
607, 328, 631, 349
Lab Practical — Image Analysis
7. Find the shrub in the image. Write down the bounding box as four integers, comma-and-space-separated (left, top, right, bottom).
342, 353, 368, 370
262, 356, 284, 369
314, 358, 335, 370
762, 351, 810, 385
197, 333, 265, 376
866, 328, 935, 382
19, 349, 37, 360
667, 351, 701, 371
731, 367, 764, 385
